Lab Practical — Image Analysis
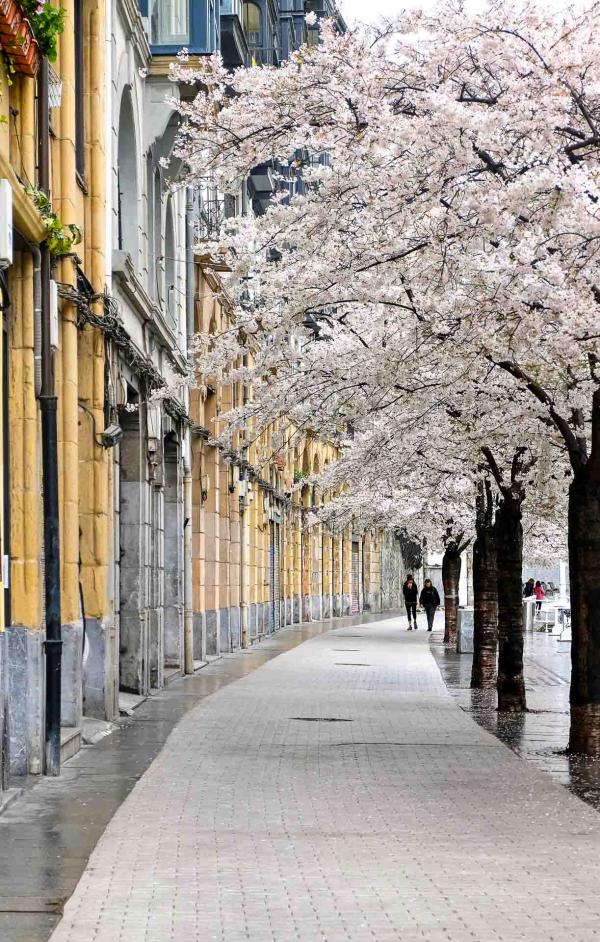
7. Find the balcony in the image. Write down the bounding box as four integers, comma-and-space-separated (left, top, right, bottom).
220, 0, 249, 68
247, 44, 280, 66
0, 0, 39, 76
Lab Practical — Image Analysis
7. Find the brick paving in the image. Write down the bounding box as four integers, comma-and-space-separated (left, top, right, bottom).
49, 614, 600, 942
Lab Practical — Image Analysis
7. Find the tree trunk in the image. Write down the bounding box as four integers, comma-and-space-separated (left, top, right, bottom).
442, 548, 461, 645
568, 470, 600, 756
471, 507, 498, 688
495, 494, 526, 712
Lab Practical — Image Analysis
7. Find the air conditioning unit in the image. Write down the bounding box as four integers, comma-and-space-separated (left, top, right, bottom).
0, 180, 13, 268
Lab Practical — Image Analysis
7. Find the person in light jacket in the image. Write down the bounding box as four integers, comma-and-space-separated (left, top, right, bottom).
419, 579, 441, 632
403, 575, 419, 630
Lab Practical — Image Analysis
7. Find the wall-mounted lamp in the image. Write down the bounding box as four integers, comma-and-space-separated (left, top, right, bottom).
228, 462, 239, 493
101, 424, 123, 448
201, 473, 210, 501
78, 402, 123, 449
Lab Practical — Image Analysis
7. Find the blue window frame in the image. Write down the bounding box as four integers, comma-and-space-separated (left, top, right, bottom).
139, 0, 220, 54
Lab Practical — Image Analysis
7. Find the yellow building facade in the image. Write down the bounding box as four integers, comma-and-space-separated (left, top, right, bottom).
190, 259, 404, 655
0, 1, 404, 795
0, 0, 110, 783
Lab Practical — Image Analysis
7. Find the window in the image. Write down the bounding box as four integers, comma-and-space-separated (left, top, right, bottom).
243, 2, 261, 46
150, 0, 190, 44
164, 199, 177, 328
153, 170, 162, 299
146, 156, 155, 294
117, 92, 139, 261
74, 0, 85, 180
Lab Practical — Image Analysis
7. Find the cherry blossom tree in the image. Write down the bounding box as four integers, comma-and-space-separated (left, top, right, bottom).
173, 0, 600, 751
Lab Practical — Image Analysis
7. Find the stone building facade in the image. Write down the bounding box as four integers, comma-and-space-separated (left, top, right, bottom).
0, 0, 404, 801
190, 260, 406, 658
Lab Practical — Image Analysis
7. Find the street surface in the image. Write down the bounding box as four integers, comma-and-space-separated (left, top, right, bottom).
45, 614, 600, 942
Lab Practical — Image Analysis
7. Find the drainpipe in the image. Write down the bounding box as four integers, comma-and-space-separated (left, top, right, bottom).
183, 191, 196, 670
38, 58, 62, 776
183, 431, 194, 674
240, 496, 249, 647
28, 245, 42, 397
185, 189, 195, 339
240, 363, 249, 647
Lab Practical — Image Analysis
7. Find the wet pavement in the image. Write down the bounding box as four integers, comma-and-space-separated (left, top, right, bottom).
0, 612, 397, 942
431, 628, 600, 811
40, 615, 600, 942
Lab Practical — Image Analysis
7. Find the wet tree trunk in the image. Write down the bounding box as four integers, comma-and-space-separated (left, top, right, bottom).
471, 484, 498, 689
442, 548, 462, 645
568, 445, 600, 755
495, 493, 526, 712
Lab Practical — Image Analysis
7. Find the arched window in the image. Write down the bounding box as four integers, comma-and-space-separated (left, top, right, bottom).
153, 170, 162, 300
243, 1, 261, 46
146, 155, 155, 292
164, 199, 177, 328
117, 91, 138, 262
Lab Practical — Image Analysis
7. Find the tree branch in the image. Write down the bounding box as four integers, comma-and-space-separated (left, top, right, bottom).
490, 357, 587, 471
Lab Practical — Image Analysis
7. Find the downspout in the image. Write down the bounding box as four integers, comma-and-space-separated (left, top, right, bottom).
29, 245, 42, 396
240, 358, 249, 647
184, 193, 195, 672
183, 431, 194, 674
38, 58, 62, 776
240, 491, 248, 647
185, 189, 195, 339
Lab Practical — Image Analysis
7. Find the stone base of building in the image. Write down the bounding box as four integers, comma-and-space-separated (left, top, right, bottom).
364, 591, 382, 613
62, 621, 83, 728
193, 612, 206, 662
5, 625, 45, 777
0, 634, 8, 791
205, 610, 218, 657
83, 618, 118, 721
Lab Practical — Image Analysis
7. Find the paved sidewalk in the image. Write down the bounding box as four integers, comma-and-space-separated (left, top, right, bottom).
0, 612, 390, 942
432, 630, 600, 808
49, 615, 600, 942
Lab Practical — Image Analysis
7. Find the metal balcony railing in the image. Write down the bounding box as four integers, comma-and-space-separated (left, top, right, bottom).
247, 45, 280, 66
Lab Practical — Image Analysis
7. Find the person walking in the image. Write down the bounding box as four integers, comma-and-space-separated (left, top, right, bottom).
419, 579, 441, 632
523, 578, 535, 598
534, 580, 545, 614
403, 575, 419, 630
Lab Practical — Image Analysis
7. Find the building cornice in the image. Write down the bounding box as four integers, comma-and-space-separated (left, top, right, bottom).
117, 0, 151, 66
0, 159, 45, 242
112, 250, 187, 373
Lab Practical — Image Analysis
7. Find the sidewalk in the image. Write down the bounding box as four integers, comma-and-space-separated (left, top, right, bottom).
0, 612, 395, 942
432, 629, 600, 809
44, 613, 600, 942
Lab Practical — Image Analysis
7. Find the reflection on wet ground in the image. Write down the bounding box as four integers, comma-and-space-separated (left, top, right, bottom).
0, 612, 399, 942
431, 629, 600, 812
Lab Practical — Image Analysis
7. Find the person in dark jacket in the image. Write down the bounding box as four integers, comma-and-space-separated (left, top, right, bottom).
403, 575, 419, 630
419, 579, 441, 632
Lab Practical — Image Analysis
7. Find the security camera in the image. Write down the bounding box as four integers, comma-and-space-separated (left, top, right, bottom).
101, 424, 123, 448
